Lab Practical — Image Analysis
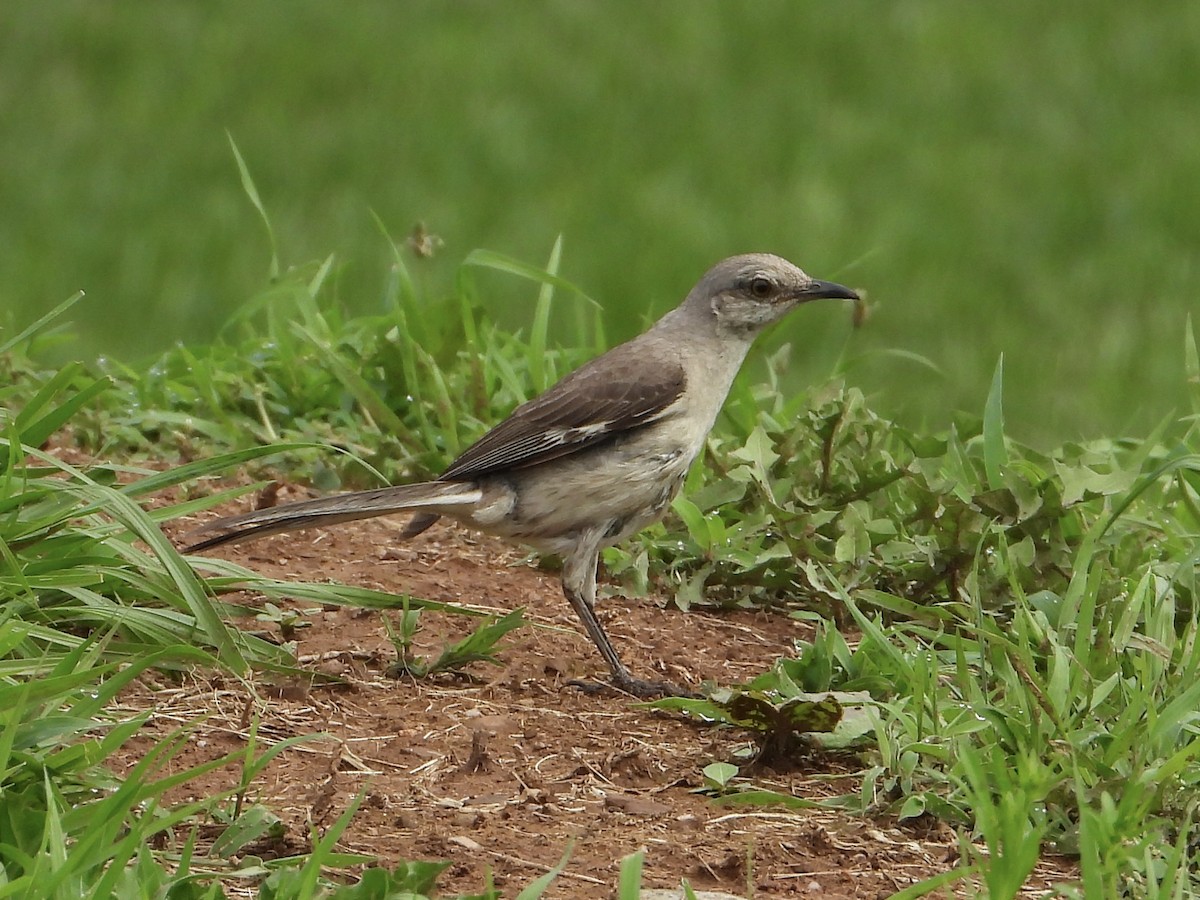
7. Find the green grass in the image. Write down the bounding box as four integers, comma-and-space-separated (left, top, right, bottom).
0, 299, 546, 896
4, 238, 1200, 895
638, 348, 1200, 896
6, 32, 1200, 883
3, 2, 1200, 443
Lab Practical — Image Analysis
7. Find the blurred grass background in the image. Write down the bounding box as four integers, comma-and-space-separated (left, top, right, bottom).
3, 1, 1197, 444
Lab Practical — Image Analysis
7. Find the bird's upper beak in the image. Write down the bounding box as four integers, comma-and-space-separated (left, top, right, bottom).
799, 279, 860, 302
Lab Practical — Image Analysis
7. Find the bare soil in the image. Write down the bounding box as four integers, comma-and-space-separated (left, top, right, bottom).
115, 483, 1076, 898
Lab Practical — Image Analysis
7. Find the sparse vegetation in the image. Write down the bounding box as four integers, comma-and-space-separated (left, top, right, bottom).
4, 229, 1200, 895
5, 7, 1200, 892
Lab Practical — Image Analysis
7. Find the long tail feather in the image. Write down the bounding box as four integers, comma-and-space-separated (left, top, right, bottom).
184, 481, 481, 552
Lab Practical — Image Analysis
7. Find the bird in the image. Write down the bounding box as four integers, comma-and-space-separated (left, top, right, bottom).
185, 253, 859, 697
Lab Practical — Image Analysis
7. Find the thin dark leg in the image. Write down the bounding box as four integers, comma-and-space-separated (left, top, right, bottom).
560, 544, 696, 699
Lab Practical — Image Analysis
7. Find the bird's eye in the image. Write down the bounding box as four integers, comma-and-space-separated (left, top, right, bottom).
750, 277, 773, 298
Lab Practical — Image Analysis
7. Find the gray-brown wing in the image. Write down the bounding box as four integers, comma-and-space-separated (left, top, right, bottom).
440, 345, 686, 481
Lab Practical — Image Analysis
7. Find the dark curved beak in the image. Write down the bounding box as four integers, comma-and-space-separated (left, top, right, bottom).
800, 279, 860, 302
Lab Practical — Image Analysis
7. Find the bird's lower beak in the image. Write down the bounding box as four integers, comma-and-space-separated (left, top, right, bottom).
800, 279, 860, 302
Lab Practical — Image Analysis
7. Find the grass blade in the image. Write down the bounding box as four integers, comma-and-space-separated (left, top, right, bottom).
0, 291, 86, 355
226, 131, 279, 280
982, 354, 1007, 490
528, 235, 563, 393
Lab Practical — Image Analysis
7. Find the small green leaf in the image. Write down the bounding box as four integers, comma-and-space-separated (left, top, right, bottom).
898, 793, 927, 820
672, 496, 711, 550
702, 761, 739, 789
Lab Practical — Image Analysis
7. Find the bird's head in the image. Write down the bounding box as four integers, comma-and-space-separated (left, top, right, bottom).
690, 253, 859, 337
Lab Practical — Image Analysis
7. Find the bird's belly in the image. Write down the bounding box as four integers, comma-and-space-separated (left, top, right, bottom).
483, 434, 696, 552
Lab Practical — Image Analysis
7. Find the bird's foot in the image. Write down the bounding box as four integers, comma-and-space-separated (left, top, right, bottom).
566, 675, 700, 700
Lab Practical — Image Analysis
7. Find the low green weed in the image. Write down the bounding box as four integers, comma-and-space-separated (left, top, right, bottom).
384, 603, 527, 679
650, 347, 1200, 896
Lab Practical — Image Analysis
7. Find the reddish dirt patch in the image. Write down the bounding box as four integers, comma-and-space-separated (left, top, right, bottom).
114, 484, 1076, 898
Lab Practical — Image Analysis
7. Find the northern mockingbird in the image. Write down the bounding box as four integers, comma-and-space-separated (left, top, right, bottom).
186, 253, 859, 697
